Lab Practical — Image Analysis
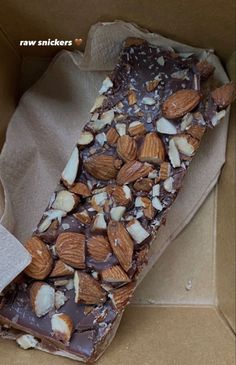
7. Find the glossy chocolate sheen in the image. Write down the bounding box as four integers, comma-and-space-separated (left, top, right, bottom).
0, 39, 223, 362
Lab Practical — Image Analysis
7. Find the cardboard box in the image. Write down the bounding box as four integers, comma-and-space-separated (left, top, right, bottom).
0, 1, 235, 364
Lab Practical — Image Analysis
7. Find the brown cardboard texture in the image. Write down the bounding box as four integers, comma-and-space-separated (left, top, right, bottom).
0, 3, 235, 365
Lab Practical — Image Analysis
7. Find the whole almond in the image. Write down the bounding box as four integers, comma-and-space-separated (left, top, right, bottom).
74, 271, 106, 305
101, 265, 131, 283
211, 82, 236, 108
87, 235, 112, 261
117, 135, 137, 162
196, 60, 215, 80
138, 132, 165, 164
50, 260, 74, 278
110, 282, 136, 311
106, 127, 119, 146
107, 220, 134, 272
162, 89, 201, 119
117, 160, 153, 185
84, 154, 118, 180
56, 232, 85, 269
24, 237, 53, 280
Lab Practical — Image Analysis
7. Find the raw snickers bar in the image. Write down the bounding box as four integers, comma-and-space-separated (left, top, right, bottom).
0, 38, 235, 362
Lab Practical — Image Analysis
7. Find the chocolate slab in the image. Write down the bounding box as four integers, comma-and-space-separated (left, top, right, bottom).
0, 38, 234, 362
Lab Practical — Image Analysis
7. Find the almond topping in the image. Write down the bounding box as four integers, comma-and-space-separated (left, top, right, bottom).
56, 232, 86, 269
55, 291, 68, 309
116, 123, 127, 136
69, 182, 91, 197
128, 121, 146, 136
91, 212, 107, 232
211, 82, 236, 108
117, 135, 137, 162
156, 117, 177, 135
99, 77, 113, 94
96, 132, 107, 146
90, 95, 107, 112
106, 127, 119, 146
91, 191, 108, 211
180, 113, 193, 131
135, 196, 150, 208
133, 178, 153, 192
74, 271, 106, 304
73, 210, 91, 225
84, 154, 118, 180
61, 147, 79, 187
77, 131, 94, 147
112, 185, 132, 206
138, 132, 165, 164
159, 162, 171, 180
186, 124, 206, 140
117, 160, 153, 185
152, 184, 160, 197
168, 139, 181, 168
128, 90, 137, 105
211, 110, 226, 126
87, 235, 112, 261
110, 206, 126, 221
30, 282, 55, 317
162, 89, 201, 119
173, 135, 199, 156
142, 97, 156, 105
107, 221, 134, 272
126, 219, 150, 243
50, 260, 74, 278
24, 237, 53, 280
146, 79, 160, 92
52, 190, 79, 212
144, 203, 155, 220
51, 313, 73, 344
152, 197, 163, 211
38, 209, 66, 233
109, 282, 136, 311
16, 335, 38, 350
101, 265, 131, 283
196, 60, 215, 80
163, 177, 174, 193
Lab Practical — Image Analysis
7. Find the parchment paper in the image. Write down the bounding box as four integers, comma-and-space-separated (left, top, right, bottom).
0, 21, 230, 291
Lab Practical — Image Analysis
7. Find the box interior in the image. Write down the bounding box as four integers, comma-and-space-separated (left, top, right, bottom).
0, 1, 235, 363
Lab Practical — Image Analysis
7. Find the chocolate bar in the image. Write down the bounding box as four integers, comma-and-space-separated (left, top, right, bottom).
0, 38, 235, 362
